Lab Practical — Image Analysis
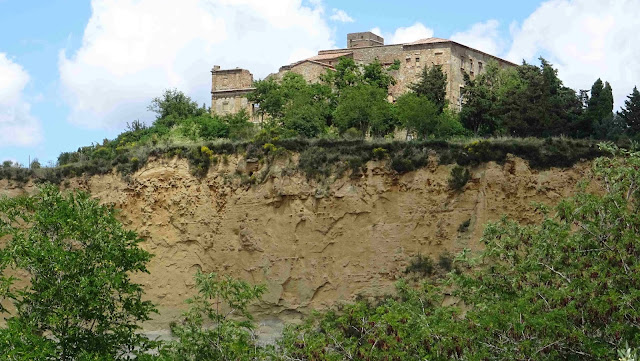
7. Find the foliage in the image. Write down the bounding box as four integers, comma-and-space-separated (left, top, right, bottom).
396, 93, 466, 139
619, 86, 640, 136
278, 143, 640, 360
581, 78, 615, 138
461, 58, 586, 138
404, 254, 434, 276
408, 65, 448, 112
158, 272, 266, 361
148, 89, 207, 128
448, 165, 470, 190
334, 84, 396, 137
0, 185, 156, 360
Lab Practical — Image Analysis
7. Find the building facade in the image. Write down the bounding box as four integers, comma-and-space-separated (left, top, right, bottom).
211, 32, 516, 120
210, 66, 258, 120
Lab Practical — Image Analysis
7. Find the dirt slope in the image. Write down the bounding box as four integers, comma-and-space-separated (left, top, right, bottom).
0, 154, 591, 332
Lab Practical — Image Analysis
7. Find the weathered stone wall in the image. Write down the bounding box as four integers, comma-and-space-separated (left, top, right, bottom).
211, 91, 253, 117
274, 61, 330, 84
211, 67, 257, 121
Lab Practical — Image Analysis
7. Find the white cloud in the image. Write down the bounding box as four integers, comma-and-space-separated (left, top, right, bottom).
507, 0, 640, 108
59, 0, 335, 129
388, 23, 434, 44
330, 8, 354, 23
451, 20, 503, 56
370, 23, 434, 45
0, 53, 42, 147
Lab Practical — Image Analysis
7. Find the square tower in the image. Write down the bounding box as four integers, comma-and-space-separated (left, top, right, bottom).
347, 32, 384, 49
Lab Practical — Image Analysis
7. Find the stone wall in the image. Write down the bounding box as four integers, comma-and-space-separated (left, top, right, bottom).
211, 67, 258, 121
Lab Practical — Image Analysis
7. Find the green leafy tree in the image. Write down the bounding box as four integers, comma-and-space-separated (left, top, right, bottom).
0, 185, 156, 360
148, 89, 206, 128
248, 73, 330, 137
247, 77, 285, 119
619, 86, 640, 135
408, 65, 448, 112
362, 59, 397, 90
159, 272, 266, 361
334, 85, 396, 137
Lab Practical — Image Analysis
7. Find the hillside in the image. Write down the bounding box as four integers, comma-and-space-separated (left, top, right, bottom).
0, 148, 594, 336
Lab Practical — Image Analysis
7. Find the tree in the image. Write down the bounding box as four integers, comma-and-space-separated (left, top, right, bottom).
333, 85, 396, 137
0, 185, 156, 360
148, 89, 206, 128
395, 93, 440, 139
409, 65, 447, 112
619, 86, 640, 135
460, 71, 499, 135
159, 272, 266, 361
362, 59, 397, 90
580, 79, 614, 138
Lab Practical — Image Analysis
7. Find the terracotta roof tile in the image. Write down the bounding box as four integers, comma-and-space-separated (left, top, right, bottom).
306, 51, 353, 61
405, 37, 450, 46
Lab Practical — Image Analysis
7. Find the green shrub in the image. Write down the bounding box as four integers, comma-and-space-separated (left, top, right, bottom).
372, 147, 388, 160
404, 254, 434, 276
437, 251, 453, 272
299, 147, 330, 180
458, 218, 471, 233
448, 165, 470, 190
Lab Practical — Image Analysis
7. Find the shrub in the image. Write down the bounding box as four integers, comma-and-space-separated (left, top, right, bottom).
437, 251, 453, 272
458, 218, 471, 233
404, 254, 434, 276
448, 165, 470, 190
372, 147, 388, 160
299, 146, 330, 180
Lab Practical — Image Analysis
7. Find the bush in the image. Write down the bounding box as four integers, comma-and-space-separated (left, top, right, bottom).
298, 146, 330, 180
448, 165, 470, 190
404, 254, 434, 276
372, 147, 388, 160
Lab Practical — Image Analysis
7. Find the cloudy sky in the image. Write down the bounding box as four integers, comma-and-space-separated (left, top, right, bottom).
1, 0, 639, 164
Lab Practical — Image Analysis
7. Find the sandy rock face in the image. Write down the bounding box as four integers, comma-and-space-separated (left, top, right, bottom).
0, 155, 591, 330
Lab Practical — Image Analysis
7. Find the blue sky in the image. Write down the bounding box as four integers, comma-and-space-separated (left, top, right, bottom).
1, 0, 639, 165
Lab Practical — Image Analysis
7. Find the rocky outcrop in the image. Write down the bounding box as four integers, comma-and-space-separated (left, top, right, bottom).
0, 154, 592, 331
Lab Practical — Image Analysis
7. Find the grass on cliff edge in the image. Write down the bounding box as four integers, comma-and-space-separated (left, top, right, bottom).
0, 137, 608, 185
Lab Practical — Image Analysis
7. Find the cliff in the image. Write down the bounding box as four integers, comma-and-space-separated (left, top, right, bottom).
0, 153, 592, 334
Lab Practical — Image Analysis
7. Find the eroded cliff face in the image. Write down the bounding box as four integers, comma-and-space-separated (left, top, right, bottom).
0, 154, 592, 332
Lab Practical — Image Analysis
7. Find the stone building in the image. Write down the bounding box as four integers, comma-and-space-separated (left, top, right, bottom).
211, 31, 516, 120
210, 66, 258, 121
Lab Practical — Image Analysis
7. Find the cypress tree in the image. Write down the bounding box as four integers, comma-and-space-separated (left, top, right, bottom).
619, 86, 640, 134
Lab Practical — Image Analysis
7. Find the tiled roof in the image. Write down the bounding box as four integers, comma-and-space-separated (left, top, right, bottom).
306, 51, 353, 61
405, 37, 450, 46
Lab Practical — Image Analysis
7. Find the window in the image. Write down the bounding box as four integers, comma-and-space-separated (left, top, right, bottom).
460, 58, 465, 69
470, 59, 474, 72
415, 57, 420, 64
222, 101, 230, 113
478, 61, 483, 72
406, 57, 411, 65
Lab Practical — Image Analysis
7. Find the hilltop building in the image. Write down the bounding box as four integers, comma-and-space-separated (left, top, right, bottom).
211, 31, 516, 121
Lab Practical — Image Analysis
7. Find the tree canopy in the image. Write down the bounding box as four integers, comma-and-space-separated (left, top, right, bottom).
0, 185, 156, 360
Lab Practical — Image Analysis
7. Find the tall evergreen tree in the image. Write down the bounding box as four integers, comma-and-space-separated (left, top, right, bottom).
581, 79, 614, 138
409, 65, 448, 112
619, 86, 640, 135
